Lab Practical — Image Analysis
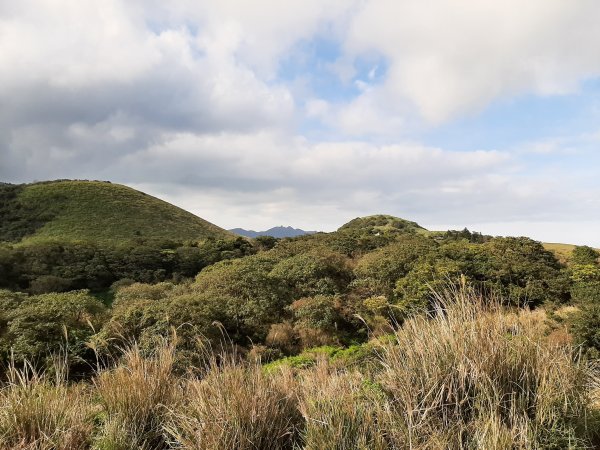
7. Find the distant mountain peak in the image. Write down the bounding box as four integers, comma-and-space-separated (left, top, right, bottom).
230, 226, 318, 239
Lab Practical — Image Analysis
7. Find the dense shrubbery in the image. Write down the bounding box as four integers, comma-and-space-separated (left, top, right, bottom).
0, 216, 586, 376
566, 246, 600, 357
0, 289, 106, 379
0, 236, 254, 294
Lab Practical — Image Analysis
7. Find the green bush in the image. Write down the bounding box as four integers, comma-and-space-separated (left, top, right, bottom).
270, 250, 352, 297
0, 290, 106, 374
354, 235, 436, 296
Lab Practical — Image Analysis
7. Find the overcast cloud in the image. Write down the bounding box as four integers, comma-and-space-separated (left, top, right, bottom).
1, 0, 600, 245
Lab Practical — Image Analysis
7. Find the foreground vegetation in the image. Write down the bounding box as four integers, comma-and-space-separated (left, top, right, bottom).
2, 288, 599, 450
4, 213, 600, 375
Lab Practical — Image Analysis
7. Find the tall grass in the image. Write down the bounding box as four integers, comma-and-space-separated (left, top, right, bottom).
376, 286, 599, 449
0, 360, 93, 450
93, 342, 180, 450
299, 363, 386, 450
165, 358, 302, 449
1, 286, 599, 449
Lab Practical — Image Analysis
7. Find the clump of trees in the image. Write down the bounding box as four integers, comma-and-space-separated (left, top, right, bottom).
0, 217, 592, 377
0, 289, 106, 377
0, 237, 254, 294
566, 246, 600, 356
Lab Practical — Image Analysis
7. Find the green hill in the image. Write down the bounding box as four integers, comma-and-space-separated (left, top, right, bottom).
338, 214, 426, 234
0, 180, 232, 244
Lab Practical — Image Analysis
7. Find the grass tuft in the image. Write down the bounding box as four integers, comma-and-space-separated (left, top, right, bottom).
376, 285, 599, 448
165, 357, 302, 449
93, 341, 180, 450
0, 360, 93, 450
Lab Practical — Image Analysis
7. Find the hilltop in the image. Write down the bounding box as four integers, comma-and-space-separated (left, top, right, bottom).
0, 180, 232, 245
339, 214, 426, 234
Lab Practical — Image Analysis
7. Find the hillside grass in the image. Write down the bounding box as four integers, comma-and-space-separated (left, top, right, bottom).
0, 180, 231, 245
2, 288, 599, 449
543, 242, 578, 263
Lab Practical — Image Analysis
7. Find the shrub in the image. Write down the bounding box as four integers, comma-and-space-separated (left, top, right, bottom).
354, 236, 436, 296
28, 275, 74, 295
0, 290, 106, 374
572, 246, 600, 266
270, 250, 353, 298
193, 256, 289, 341
571, 303, 600, 358
291, 295, 343, 348
97, 291, 222, 370
474, 237, 568, 306
112, 282, 175, 305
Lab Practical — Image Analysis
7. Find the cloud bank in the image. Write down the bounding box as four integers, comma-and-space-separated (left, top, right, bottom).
1, 0, 600, 244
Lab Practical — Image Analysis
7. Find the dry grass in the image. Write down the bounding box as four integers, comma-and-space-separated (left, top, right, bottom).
1, 287, 599, 449
376, 287, 598, 449
93, 342, 180, 450
543, 242, 577, 263
294, 286, 600, 449
0, 362, 94, 450
541, 242, 600, 265
165, 358, 302, 449
299, 363, 386, 450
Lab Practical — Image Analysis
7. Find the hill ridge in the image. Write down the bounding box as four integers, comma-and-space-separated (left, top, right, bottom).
230, 226, 318, 238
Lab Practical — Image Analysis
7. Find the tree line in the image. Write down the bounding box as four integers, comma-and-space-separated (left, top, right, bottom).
2, 223, 599, 379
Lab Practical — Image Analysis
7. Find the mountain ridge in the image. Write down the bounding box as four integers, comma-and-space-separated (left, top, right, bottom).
230, 226, 318, 238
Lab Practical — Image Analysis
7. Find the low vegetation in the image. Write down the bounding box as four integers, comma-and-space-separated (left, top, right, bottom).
2, 180, 600, 448
1, 287, 599, 449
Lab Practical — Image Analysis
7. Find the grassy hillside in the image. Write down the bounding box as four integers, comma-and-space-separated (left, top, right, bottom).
0, 180, 232, 244
543, 242, 578, 263
543, 242, 600, 264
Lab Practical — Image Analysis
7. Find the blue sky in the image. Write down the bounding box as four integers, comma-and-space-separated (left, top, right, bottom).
1, 0, 600, 245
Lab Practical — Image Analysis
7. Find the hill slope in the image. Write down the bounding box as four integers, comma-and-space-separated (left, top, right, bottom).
0, 180, 232, 244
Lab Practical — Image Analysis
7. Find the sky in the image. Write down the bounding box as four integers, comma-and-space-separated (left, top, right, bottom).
1, 0, 600, 245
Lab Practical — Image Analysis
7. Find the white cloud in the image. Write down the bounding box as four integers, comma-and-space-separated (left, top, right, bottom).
2, 1, 600, 246
0, 1, 158, 88
136, 131, 600, 244
343, 0, 600, 123
0, 0, 296, 136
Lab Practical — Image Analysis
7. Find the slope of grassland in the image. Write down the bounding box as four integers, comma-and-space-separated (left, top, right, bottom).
543, 242, 600, 264
543, 242, 577, 263
0, 180, 232, 244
